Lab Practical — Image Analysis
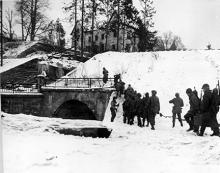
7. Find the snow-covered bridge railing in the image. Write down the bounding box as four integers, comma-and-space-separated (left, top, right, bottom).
44, 77, 115, 89
0, 83, 38, 93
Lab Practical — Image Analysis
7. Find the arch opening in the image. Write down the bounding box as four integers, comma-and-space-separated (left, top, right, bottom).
54, 100, 96, 120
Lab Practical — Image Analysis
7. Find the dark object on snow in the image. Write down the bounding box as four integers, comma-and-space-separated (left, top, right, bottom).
56, 127, 112, 138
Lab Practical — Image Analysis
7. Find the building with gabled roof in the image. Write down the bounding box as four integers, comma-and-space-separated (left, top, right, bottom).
70, 12, 139, 54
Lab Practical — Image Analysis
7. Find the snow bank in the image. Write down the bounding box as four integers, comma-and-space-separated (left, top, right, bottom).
0, 56, 38, 73
2, 110, 220, 173
3, 41, 38, 58
67, 50, 220, 116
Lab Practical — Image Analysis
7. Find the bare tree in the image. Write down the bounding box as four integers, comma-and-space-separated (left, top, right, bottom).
15, 0, 49, 41
3, 9, 14, 40
15, 0, 25, 40
155, 31, 185, 51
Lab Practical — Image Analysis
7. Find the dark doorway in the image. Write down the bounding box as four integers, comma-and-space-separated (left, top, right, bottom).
54, 100, 96, 120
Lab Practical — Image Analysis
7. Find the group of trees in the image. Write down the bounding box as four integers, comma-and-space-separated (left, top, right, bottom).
4, 0, 50, 41
3, 0, 186, 51
155, 31, 185, 51
3, 0, 65, 45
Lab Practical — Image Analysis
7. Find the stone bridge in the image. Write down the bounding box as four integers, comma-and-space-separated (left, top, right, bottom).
41, 87, 114, 120
1, 78, 115, 121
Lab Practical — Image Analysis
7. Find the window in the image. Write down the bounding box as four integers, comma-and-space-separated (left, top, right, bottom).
112, 44, 116, 50
125, 44, 130, 52
88, 37, 91, 42
127, 32, 131, 39
113, 31, 117, 37
100, 44, 105, 52
95, 35, 98, 41
101, 34, 105, 40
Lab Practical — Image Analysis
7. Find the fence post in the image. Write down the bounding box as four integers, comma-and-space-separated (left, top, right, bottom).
12, 83, 15, 93
89, 78, 91, 88
37, 76, 42, 92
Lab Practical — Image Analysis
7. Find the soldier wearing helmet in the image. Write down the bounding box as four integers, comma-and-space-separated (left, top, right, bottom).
184, 88, 200, 132
169, 92, 184, 127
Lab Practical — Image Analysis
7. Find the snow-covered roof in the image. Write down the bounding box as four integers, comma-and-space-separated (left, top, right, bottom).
0, 56, 39, 74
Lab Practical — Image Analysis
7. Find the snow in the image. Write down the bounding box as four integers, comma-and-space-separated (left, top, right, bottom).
3, 41, 38, 58
0, 56, 39, 74
67, 50, 220, 116
2, 41, 80, 74
2, 50, 220, 173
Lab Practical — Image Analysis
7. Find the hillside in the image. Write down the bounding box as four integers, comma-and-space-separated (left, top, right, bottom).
67, 50, 220, 116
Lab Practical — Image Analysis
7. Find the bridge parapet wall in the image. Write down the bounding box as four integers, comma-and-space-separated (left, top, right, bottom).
1, 93, 44, 116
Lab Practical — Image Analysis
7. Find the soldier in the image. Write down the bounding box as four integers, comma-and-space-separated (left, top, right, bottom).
135, 93, 143, 127
142, 92, 150, 127
128, 96, 135, 125
169, 93, 184, 127
149, 90, 160, 130
210, 88, 220, 136
122, 97, 130, 124
103, 67, 109, 84
198, 84, 220, 136
114, 74, 121, 87
184, 88, 200, 132
124, 84, 134, 99
110, 96, 119, 122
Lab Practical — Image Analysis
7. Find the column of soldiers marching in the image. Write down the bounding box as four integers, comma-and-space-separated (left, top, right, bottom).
110, 79, 220, 137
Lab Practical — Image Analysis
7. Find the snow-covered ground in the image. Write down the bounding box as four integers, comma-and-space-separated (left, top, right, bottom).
2, 50, 220, 173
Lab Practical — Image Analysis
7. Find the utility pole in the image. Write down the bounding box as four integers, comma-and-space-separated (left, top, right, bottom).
116, 0, 120, 51
0, 0, 3, 66
81, 0, 84, 59
74, 0, 77, 58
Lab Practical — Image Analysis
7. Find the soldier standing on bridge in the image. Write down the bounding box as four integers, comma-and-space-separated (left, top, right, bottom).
110, 96, 119, 122
103, 67, 109, 84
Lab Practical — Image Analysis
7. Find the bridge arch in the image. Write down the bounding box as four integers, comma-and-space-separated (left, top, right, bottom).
53, 99, 96, 120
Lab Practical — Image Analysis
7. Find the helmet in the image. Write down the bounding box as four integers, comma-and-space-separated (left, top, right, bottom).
175, 93, 179, 97
152, 90, 157, 95
202, 83, 209, 89
186, 88, 192, 94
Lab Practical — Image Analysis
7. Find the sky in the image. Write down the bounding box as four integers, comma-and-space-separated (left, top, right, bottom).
2, 0, 220, 49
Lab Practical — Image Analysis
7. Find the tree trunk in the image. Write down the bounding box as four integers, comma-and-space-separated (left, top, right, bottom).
117, 0, 120, 51
81, 0, 84, 58
20, 1, 24, 40
91, 0, 95, 55
30, 0, 37, 41
74, 0, 77, 58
